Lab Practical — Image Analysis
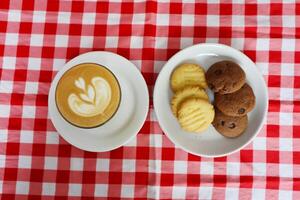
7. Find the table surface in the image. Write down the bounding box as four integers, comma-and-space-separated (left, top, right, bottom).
0, 1, 300, 199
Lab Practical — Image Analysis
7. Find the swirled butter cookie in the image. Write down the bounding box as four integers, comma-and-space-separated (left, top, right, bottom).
170, 63, 207, 92
178, 98, 215, 132
171, 86, 209, 116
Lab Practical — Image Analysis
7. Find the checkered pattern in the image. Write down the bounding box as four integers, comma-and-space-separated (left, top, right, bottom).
0, 0, 300, 199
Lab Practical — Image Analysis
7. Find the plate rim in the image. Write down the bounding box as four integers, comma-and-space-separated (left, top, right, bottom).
48, 51, 149, 152
153, 43, 269, 157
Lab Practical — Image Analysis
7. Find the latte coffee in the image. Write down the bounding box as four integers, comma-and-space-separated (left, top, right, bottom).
55, 63, 121, 128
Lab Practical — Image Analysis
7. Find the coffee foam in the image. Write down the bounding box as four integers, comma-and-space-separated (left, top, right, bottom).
55, 63, 121, 128
68, 76, 112, 117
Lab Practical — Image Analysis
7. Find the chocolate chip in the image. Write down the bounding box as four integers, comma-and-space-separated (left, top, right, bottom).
214, 69, 222, 75
228, 123, 236, 129
222, 87, 228, 92
208, 84, 215, 90
221, 121, 225, 126
238, 108, 245, 114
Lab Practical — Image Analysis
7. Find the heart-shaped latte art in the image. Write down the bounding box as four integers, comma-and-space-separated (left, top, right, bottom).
68, 76, 112, 117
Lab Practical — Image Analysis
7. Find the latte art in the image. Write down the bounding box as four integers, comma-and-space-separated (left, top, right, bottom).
68, 77, 112, 117
55, 63, 121, 128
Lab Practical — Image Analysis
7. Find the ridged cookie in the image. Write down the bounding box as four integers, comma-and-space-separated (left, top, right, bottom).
171, 86, 209, 117
170, 63, 207, 92
178, 98, 215, 132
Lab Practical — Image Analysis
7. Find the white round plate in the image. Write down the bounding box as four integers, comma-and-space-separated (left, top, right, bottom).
49, 51, 149, 152
154, 43, 268, 157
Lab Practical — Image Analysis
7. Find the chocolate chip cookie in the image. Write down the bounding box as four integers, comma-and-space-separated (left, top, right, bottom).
212, 108, 248, 138
206, 60, 246, 94
215, 83, 255, 116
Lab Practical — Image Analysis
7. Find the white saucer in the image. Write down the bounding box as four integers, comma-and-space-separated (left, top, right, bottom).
48, 51, 149, 152
153, 43, 268, 157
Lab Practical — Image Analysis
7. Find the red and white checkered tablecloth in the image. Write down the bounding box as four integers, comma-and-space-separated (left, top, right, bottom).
0, 0, 300, 199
